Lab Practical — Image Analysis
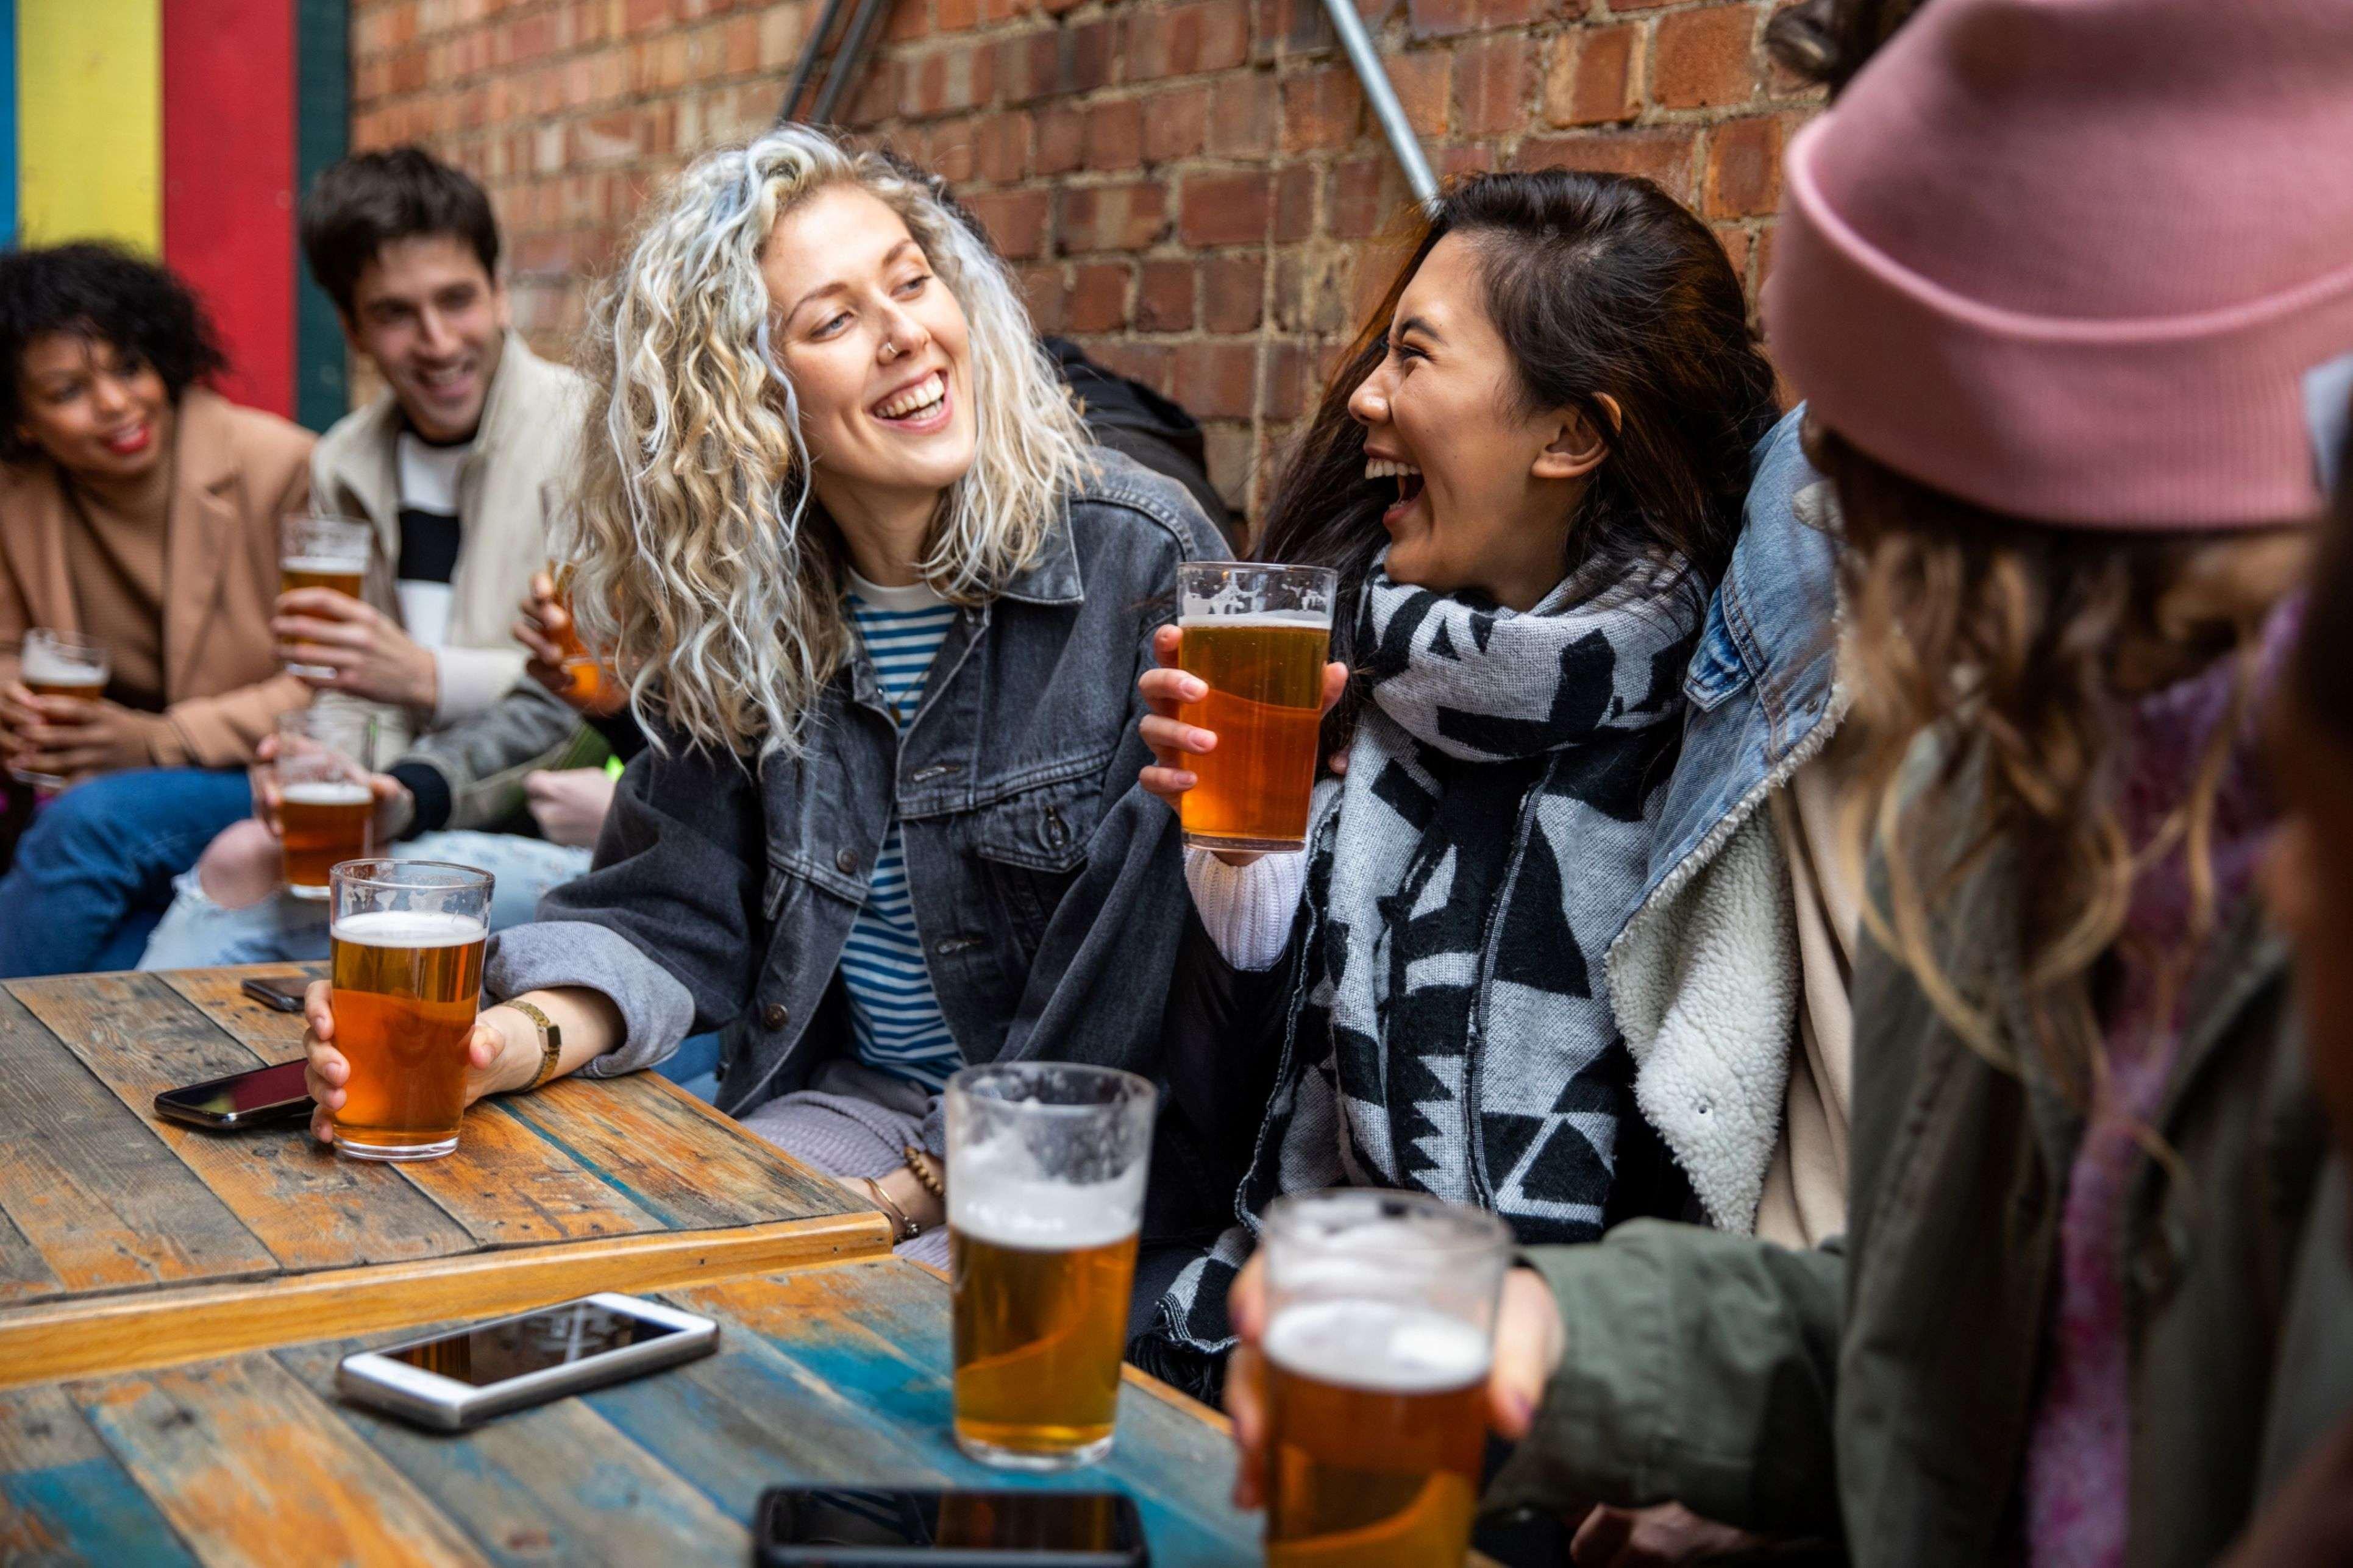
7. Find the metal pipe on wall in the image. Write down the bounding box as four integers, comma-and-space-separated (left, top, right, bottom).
1316, 0, 1437, 206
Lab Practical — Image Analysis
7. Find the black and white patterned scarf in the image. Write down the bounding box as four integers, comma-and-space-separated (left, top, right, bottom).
1148, 556, 1698, 1357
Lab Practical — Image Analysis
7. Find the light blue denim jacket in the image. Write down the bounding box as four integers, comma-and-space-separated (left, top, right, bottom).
1603, 408, 1848, 1232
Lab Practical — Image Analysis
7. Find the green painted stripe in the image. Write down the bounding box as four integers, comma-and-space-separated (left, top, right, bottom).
294, 0, 348, 432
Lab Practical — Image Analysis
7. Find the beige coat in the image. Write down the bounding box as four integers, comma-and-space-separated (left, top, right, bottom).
308, 332, 588, 752
0, 389, 314, 768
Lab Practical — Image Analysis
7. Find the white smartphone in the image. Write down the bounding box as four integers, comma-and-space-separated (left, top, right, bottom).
335, 1293, 719, 1431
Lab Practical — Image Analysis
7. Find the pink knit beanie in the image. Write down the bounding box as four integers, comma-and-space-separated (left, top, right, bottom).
1764, 0, 2353, 530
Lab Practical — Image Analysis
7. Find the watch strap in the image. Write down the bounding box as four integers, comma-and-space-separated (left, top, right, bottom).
508, 999, 563, 1091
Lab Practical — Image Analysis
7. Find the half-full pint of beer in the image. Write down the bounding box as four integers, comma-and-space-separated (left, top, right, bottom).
329, 909, 485, 1159
950, 1182, 1141, 1464
280, 780, 374, 896
11, 630, 110, 787
945, 1062, 1156, 1470
1263, 1300, 1492, 1567
1176, 613, 1330, 850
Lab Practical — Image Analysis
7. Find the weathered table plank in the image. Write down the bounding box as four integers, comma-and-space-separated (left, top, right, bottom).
0, 1385, 198, 1567
76, 1357, 489, 1567
0, 985, 276, 1302
11, 971, 479, 1271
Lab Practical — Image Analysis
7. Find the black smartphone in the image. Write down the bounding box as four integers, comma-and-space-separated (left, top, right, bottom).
239, 975, 310, 1013
754, 1489, 1148, 1567
153, 1059, 314, 1129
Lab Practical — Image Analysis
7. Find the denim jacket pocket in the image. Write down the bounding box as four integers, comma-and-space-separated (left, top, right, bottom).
1682, 597, 1753, 713
970, 774, 1102, 954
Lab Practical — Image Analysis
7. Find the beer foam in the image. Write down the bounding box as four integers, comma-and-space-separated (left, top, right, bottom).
283, 555, 363, 573
1264, 1299, 1490, 1394
19, 642, 99, 685
949, 1133, 1145, 1250
1176, 610, 1331, 630
330, 909, 485, 948
282, 780, 373, 807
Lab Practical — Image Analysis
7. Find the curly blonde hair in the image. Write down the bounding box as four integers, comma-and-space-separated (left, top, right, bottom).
566, 126, 1089, 757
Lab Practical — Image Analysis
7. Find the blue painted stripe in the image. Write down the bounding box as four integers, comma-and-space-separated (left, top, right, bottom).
3, 1460, 202, 1567
0, 0, 16, 244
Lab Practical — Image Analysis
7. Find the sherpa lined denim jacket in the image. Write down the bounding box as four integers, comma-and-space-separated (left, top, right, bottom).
482, 447, 1226, 1130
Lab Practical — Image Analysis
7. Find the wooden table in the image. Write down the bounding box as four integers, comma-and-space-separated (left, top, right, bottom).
0, 1258, 1269, 1567
0, 966, 892, 1388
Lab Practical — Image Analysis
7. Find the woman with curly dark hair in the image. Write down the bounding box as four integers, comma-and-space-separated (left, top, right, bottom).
0, 243, 315, 974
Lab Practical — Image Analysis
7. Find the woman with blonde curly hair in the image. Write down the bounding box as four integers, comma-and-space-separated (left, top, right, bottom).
295, 127, 1224, 1259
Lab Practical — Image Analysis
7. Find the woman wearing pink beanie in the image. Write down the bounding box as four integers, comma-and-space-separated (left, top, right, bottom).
1217, 1, 2353, 1563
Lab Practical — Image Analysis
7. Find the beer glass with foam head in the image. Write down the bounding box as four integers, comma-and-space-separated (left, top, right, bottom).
10, 630, 110, 788
1259, 1190, 1512, 1568
1175, 563, 1338, 853
280, 513, 373, 678
327, 860, 492, 1162
945, 1063, 1157, 1470
276, 708, 376, 899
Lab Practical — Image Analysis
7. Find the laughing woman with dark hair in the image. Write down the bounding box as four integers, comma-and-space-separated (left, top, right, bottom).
0, 243, 313, 973
1129, 169, 1781, 1376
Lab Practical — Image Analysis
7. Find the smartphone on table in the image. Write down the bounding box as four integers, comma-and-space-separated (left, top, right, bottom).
238, 974, 310, 1013
153, 1058, 314, 1130
336, 1294, 719, 1431
754, 1488, 1149, 1567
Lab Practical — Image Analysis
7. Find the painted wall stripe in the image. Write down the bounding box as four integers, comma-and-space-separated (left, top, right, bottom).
164, 0, 297, 416
294, 0, 349, 431
0, 0, 18, 245
18, 0, 162, 250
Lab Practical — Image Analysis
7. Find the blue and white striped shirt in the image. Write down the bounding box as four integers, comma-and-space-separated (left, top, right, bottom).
840, 573, 963, 1091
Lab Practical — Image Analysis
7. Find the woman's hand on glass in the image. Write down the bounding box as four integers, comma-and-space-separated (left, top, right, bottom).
516, 570, 625, 717
1218, 1247, 1564, 1511
1137, 624, 1350, 863
299, 982, 537, 1147
1, 687, 154, 782
246, 731, 414, 843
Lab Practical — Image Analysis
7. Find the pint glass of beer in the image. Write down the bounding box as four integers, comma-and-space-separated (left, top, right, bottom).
276, 709, 376, 899
945, 1062, 1157, 1470
327, 860, 493, 1162
280, 513, 373, 678
1259, 1190, 1512, 1568
11, 629, 111, 788
1175, 563, 1338, 853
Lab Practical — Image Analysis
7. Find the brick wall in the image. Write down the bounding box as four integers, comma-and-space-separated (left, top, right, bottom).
351, 0, 1820, 518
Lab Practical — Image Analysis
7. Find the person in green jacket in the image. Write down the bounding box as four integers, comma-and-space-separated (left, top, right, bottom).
1219, 2, 2353, 1565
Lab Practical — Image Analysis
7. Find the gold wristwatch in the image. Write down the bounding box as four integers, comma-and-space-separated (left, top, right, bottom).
507, 999, 563, 1091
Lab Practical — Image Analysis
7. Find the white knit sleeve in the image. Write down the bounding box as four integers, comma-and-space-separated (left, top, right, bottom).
1183, 846, 1309, 972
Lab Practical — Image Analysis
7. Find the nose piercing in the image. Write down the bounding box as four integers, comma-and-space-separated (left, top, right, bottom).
881, 341, 901, 362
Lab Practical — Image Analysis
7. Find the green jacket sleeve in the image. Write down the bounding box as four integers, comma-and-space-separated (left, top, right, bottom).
1485, 1220, 1847, 1540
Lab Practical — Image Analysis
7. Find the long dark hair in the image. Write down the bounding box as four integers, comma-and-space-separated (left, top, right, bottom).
1256, 169, 1780, 754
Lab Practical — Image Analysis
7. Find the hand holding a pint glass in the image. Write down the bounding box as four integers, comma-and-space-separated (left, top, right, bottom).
4, 629, 146, 787
1221, 1191, 1565, 1566
1139, 564, 1349, 863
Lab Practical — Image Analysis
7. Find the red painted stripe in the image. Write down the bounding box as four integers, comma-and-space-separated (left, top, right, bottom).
163, 0, 297, 418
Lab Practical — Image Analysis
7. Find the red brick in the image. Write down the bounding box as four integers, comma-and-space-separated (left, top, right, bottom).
936, 0, 982, 30
1034, 105, 1086, 174
1515, 127, 1700, 201
975, 110, 1031, 183
1178, 171, 1272, 247
1543, 23, 1640, 127
1020, 263, 1069, 331
963, 187, 1053, 258
1089, 339, 1174, 395
1273, 163, 1317, 243
1703, 113, 1785, 218
1205, 73, 1278, 157
1404, 0, 1475, 41
1064, 20, 1121, 93
1142, 85, 1211, 161
1067, 262, 1131, 331
1137, 259, 1197, 331
1264, 341, 1312, 418
997, 30, 1060, 104
1175, 340, 1260, 419
1134, 0, 1253, 79
1455, 35, 1528, 138
1654, 4, 1758, 110
1084, 98, 1146, 170
1281, 66, 1361, 153
1203, 255, 1265, 332
1714, 224, 1753, 285
1059, 181, 1170, 252
1387, 50, 1450, 138
1330, 155, 1411, 239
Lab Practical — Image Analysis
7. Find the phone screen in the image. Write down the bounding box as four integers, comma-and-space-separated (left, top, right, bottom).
767, 1489, 1139, 1555
154, 1059, 313, 1123
386, 1300, 685, 1387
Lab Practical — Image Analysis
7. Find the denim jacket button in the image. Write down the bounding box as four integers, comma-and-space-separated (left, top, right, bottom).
835, 848, 861, 875
1041, 805, 1070, 851
762, 1002, 790, 1031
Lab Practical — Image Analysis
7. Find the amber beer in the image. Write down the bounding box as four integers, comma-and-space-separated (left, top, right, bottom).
280, 780, 374, 897
1258, 1191, 1512, 1568
1263, 1301, 1492, 1566
327, 862, 493, 1162
547, 564, 604, 706
1174, 564, 1337, 854
280, 514, 373, 678
12, 630, 109, 787
945, 1063, 1156, 1470
280, 557, 366, 601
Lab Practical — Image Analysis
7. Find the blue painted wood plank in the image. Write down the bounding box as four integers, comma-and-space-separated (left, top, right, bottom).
0, 1385, 196, 1567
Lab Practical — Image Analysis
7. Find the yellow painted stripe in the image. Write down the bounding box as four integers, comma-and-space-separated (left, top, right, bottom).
18, 0, 162, 250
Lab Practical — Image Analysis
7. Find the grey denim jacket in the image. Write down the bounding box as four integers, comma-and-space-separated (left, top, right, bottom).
483, 449, 1226, 1131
